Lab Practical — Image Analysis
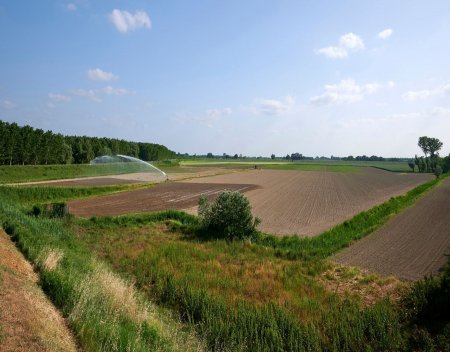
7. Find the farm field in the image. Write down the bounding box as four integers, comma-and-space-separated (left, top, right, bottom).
181, 159, 412, 172
333, 177, 450, 280
68, 167, 432, 236
69, 182, 259, 217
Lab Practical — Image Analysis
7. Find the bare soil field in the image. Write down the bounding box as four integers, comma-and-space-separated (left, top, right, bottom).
69, 168, 431, 236
69, 182, 259, 217
183, 168, 432, 236
0, 230, 78, 352
333, 178, 450, 281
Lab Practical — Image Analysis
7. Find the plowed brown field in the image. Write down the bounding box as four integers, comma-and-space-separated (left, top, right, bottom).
69, 168, 432, 237
333, 178, 450, 280
69, 182, 259, 217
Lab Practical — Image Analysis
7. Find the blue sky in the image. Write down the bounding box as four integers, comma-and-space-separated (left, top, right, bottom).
1, 0, 449, 157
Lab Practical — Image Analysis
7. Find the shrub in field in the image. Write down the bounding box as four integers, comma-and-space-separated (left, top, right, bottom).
198, 191, 260, 240
434, 165, 443, 178
31, 202, 69, 219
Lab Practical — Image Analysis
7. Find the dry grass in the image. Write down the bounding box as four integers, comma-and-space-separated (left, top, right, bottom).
320, 264, 406, 306
70, 261, 205, 352
37, 248, 64, 271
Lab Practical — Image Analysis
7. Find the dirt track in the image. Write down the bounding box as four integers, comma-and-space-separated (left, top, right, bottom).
333, 178, 450, 280
0, 230, 78, 351
69, 182, 259, 217
69, 168, 431, 236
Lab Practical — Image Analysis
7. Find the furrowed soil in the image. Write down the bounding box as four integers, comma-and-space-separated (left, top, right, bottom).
333, 178, 450, 280
0, 230, 78, 352
69, 168, 431, 236
69, 182, 259, 217
183, 168, 432, 236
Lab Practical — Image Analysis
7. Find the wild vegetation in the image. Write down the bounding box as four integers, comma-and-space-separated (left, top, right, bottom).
66, 174, 449, 351
0, 191, 204, 352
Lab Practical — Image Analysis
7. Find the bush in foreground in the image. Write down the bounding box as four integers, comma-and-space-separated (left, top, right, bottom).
198, 191, 260, 240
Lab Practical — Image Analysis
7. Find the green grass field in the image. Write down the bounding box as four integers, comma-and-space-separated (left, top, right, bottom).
0, 163, 160, 184
181, 159, 412, 172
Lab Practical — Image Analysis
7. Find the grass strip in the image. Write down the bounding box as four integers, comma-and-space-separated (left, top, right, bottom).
0, 183, 151, 205
0, 162, 159, 184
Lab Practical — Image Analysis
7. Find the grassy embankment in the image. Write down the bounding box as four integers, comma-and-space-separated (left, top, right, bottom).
0, 190, 205, 352
0, 162, 164, 184
0, 183, 154, 206
1, 174, 448, 351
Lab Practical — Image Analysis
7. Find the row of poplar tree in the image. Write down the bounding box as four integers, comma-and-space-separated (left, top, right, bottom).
0, 120, 176, 165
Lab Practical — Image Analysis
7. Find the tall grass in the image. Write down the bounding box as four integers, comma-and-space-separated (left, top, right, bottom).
74, 215, 405, 351
0, 196, 204, 352
68, 176, 447, 351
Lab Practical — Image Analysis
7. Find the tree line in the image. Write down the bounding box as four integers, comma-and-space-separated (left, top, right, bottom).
0, 120, 176, 165
410, 136, 449, 176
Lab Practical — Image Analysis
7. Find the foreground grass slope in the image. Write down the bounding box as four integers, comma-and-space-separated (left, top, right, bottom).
0, 194, 204, 352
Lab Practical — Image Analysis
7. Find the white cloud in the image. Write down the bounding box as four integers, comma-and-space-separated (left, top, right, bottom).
101, 86, 129, 96
71, 89, 101, 102
316, 32, 364, 59
310, 79, 380, 106
245, 96, 295, 116
66, 3, 77, 12
88, 68, 118, 81
402, 83, 450, 101
0, 100, 16, 109
316, 46, 348, 59
206, 108, 232, 119
109, 9, 151, 33
47, 102, 56, 109
48, 93, 71, 102
432, 106, 450, 115
71, 86, 130, 101
402, 90, 433, 101
339, 32, 365, 50
378, 28, 393, 40
176, 108, 232, 127
388, 80, 396, 88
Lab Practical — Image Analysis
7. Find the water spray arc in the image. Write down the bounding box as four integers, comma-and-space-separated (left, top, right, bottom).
90, 154, 168, 182
116, 154, 167, 179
